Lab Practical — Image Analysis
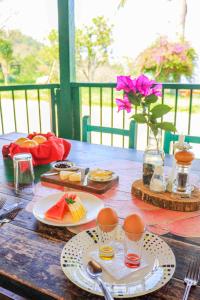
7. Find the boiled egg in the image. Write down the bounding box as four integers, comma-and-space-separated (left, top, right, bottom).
97, 207, 118, 232
123, 214, 145, 241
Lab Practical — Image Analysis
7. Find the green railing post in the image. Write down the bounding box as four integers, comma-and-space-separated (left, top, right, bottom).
57, 0, 75, 139
50, 87, 58, 135
82, 116, 91, 143
129, 120, 137, 149
71, 86, 81, 140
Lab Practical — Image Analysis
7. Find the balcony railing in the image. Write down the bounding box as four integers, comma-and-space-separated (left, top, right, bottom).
71, 82, 200, 151
0, 84, 60, 135
0, 82, 200, 153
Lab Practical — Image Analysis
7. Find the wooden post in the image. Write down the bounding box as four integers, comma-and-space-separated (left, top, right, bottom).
57, 0, 75, 139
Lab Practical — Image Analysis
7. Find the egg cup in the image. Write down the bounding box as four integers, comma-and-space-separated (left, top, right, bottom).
123, 227, 146, 268
96, 221, 119, 261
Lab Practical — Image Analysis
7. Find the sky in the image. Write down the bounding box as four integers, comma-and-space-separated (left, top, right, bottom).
1, 0, 200, 63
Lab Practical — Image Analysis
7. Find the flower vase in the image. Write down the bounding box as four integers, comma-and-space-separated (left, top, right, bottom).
143, 129, 164, 186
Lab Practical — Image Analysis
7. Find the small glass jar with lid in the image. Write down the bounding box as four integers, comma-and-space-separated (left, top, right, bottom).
172, 146, 194, 197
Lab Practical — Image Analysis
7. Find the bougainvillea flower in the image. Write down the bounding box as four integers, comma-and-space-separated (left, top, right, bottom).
135, 74, 155, 96
173, 44, 185, 54
116, 96, 132, 113
116, 76, 136, 93
151, 83, 162, 96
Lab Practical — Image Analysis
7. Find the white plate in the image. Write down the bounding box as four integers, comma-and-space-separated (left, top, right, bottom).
33, 191, 104, 227
61, 228, 176, 298
88, 173, 117, 182
52, 161, 76, 171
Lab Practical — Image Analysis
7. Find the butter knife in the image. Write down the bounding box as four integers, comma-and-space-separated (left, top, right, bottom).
0, 202, 23, 220
83, 168, 90, 186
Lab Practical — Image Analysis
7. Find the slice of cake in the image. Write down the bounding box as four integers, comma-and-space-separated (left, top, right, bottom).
64, 192, 86, 222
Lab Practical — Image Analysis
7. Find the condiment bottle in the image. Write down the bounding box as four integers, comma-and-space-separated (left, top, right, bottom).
166, 134, 185, 192
172, 148, 194, 197
150, 165, 166, 193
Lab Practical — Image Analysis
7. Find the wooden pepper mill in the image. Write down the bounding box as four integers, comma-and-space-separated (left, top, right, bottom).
172, 147, 195, 197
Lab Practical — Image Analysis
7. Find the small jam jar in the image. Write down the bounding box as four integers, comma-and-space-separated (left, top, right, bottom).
172, 148, 195, 197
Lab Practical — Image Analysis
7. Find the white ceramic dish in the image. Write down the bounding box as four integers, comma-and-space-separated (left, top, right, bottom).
88, 172, 117, 182
61, 228, 176, 298
33, 191, 104, 227
52, 161, 76, 171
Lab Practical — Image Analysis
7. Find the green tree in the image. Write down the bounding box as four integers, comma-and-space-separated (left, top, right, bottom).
38, 29, 59, 82
76, 16, 113, 81
0, 34, 13, 84
15, 55, 42, 84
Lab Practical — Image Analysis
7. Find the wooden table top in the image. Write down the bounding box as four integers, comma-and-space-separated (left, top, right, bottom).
0, 132, 200, 300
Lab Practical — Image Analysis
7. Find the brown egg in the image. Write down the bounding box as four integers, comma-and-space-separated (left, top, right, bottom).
21, 139, 38, 148
32, 135, 47, 144
123, 214, 145, 241
15, 137, 29, 146
97, 207, 118, 232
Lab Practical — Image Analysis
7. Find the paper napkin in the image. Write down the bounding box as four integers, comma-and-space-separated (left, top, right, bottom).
90, 243, 148, 281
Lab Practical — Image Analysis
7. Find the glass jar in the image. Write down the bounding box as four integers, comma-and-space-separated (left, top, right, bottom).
173, 164, 191, 194
172, 149, 194, 197
143, 129, 164, 186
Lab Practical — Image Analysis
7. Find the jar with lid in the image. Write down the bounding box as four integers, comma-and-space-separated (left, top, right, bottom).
143, 129, 164, 186
172, 148, 194, 197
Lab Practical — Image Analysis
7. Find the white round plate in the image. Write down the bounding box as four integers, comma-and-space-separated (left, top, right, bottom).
52, 160, 75, 171
33, 191, 104, 227
88, 173, 117, 182
61, 228, 176, 298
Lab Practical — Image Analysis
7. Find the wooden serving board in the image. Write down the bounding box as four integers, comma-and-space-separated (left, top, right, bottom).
40, 170, 119, 194
132, 179, 200, 212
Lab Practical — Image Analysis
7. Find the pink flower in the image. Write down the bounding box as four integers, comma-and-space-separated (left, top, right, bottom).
135, 74, 155, 96
116, 76, 136, 93
173, 44, 184, 54
116, 95, 132, 113
151, 83, 162, 96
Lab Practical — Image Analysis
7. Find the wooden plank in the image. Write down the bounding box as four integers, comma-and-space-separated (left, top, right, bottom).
0, 287, 28, 300
0, 223, 67, 300
41, 171, 119, 194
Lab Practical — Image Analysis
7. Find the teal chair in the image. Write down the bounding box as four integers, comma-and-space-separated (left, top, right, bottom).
164, 131, 200, 154
82, 116, 137, 149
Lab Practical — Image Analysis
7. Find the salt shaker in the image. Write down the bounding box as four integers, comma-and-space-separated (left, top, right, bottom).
166, 134, 185, 192
150, 165, 166, 193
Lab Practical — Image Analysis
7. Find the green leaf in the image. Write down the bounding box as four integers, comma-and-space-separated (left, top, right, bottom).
149, 124, 158, 137
150, 104, 172, 118
65, 198, 75, 205
157, 122, 176, 132
131, 114, 147, 123
145, 94, 158, 105
128, 93, 141, 106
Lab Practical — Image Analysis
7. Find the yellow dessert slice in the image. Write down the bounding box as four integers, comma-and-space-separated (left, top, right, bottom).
65, 193, 86, 222
89, 168, 113, 180
69, 172, 81, 182
60, 171, 75, 181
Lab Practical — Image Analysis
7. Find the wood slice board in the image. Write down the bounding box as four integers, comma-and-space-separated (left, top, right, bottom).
40, 171, 119, 194
131, 179, 200, 212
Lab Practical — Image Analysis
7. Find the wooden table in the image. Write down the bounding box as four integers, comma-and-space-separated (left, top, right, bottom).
0, 132, 200, 300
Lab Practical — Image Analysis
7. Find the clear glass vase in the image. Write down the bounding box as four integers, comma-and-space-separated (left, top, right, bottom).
143, 129, 164, 186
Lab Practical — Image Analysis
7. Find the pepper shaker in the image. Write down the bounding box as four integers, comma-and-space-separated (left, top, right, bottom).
172, 147, 194, 197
